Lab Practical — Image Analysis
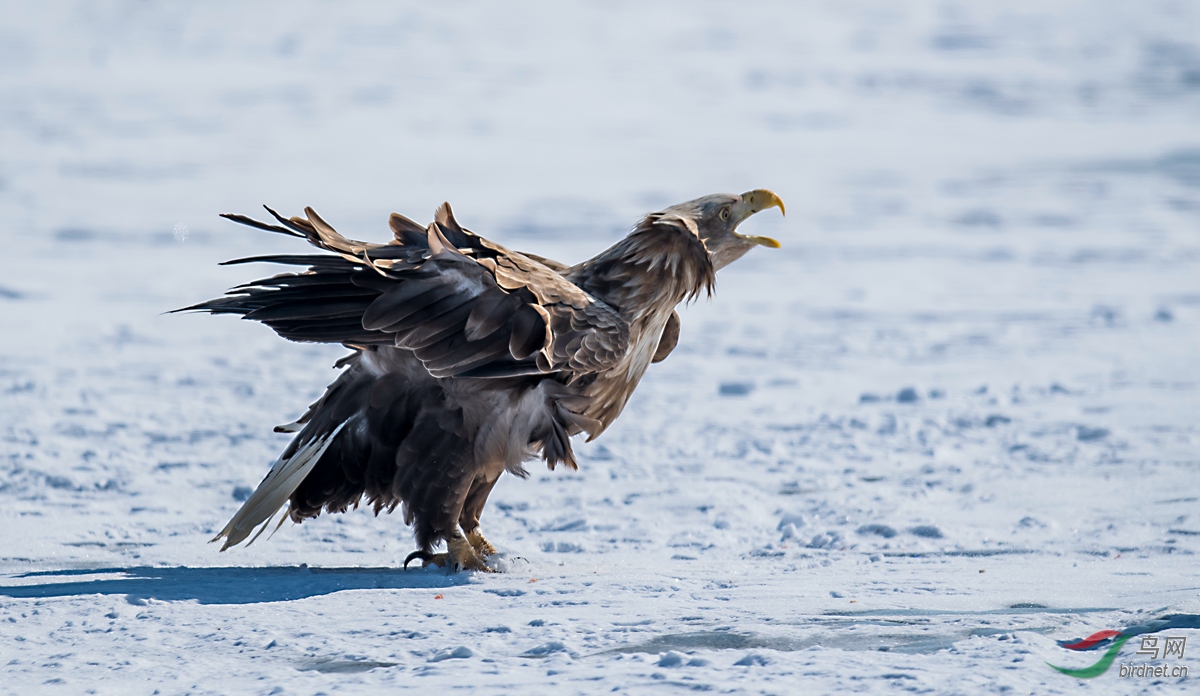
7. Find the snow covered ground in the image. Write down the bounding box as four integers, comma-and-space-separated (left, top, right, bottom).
2, 1, 1199, 693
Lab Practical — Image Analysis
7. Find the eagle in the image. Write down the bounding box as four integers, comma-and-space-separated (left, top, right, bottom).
182, 190, 784, 571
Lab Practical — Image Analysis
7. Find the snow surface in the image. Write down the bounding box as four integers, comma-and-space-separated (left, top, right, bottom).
2, 1, 1199, 693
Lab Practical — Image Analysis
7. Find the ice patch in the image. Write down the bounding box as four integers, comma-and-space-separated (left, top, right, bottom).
429, 646, 473, 662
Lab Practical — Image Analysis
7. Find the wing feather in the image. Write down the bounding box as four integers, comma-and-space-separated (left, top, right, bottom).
185, 204, 631, 381
463, 292, 519, 340
652, 311, 681, 363
508, 305, 548, 361
362, 282, 460, 331
395, 304, 476, 350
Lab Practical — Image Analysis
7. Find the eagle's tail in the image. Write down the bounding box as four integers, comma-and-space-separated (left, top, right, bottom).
212, 420, 349, 551
212, 350, 481, 554
210, 354, 375, 551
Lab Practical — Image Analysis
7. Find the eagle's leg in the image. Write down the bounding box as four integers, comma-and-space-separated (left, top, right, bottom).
403, 532, 493, 572
460, 473, 501, 557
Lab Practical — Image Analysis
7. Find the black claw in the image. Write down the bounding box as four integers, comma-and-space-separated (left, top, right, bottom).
404, 550, 432, 569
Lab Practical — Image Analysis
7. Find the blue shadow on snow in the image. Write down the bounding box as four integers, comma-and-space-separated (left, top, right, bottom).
0, 565, 467, 605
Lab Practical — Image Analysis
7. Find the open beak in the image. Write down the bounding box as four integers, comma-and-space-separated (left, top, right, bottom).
732, 189, 785, 248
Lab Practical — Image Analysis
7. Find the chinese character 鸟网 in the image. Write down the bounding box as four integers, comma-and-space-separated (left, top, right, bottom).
1136, 636, 1160, 660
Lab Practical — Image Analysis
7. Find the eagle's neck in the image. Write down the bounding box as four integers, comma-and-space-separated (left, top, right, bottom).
567, 223, 715, 432
567, 222, 714, 320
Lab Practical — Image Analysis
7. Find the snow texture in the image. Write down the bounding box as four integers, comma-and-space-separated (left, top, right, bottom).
1, 1, 1199, 693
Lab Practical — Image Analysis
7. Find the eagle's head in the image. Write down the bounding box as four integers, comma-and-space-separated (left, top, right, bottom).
661, 189, 785, 271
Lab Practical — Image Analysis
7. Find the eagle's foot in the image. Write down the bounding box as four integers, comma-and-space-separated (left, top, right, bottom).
403, 535, 494, 573
465, 528, 497, 557
446, 534, 494, 571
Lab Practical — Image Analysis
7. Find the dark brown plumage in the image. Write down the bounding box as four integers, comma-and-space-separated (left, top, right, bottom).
182, 190, 783, 570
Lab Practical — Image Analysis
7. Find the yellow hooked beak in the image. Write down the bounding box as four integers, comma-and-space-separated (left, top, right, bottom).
731, 189, 785, 248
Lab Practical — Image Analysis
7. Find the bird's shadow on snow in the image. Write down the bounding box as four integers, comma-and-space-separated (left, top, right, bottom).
0, 565, 468, 605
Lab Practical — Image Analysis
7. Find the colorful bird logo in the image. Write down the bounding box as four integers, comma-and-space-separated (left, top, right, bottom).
1048, 614, 1200, 678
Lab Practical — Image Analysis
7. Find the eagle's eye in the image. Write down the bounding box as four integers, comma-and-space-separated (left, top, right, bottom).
718, 207, 730, 222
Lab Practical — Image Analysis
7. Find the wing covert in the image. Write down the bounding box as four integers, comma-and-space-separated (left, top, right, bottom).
381, 204, 630, 379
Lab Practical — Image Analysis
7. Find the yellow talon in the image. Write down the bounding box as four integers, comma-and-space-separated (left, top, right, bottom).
466, 528, 498, 557
404, 534, 494, 572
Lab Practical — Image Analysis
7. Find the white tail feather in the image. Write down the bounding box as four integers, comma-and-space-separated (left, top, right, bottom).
212, 420, 349, 551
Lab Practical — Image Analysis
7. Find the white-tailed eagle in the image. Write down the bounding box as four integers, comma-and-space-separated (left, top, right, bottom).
181, 191, 783, 571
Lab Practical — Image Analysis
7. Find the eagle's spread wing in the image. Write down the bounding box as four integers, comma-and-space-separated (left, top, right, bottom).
187, 204, 630, 381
